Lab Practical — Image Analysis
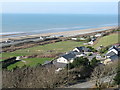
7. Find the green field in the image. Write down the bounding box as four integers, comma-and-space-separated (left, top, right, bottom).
2, 41, 84, 60
93, 33, 118, 48
7, 58, 53, 70
1, 40, 84, 70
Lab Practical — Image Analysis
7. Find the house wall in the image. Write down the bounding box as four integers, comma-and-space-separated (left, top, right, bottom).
107, 49, 118, 55
57, 57, 68, 63
104, 59, 112, 65
76, 54, 85, 57
73, 48, 80, 52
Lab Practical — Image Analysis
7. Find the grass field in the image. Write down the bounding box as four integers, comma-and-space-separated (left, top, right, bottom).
2, 41, 84, 60
2, 33, 119, 70
93, 33, 118, 48
7, 58, 53, 70
1, 40, 84, 70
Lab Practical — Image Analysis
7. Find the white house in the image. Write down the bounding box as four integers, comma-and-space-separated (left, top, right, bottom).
56, 52, 76, 63
16, 56, 21, 60
104, 55, 118, 65
106, 46, 119, 58
95, 33, 102, 37
75, 52, 86, 57
80, 37, 86, 40
40, 36, 46, 40
73, 46, 91, 53
88, 41, 94, 45
71, 38, 77, 40
73, 46, 85, 52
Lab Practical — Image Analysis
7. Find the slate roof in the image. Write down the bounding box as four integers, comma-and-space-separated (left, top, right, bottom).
76, 46, 85, 52
73, 52, 84, 55
106, 51, 117, 57
61, 52, 76, 60
75, 46, 91, 52
109, 55, 119, 61
109, 46, 119, 51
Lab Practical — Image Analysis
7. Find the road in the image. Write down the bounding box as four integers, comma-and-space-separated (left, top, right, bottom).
67, 75, 116, 88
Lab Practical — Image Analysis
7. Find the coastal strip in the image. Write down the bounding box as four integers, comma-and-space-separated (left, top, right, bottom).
1, 26, 117, 42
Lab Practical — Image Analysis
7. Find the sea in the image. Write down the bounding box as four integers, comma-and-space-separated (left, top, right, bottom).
1, 14, 118, 36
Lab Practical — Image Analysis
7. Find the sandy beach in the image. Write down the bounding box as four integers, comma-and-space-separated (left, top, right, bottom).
1, 26, 117, 42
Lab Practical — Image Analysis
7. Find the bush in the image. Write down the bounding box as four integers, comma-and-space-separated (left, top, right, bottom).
86, 37, 91, 42
87, 46, 97, 52
67, 57, 90, 69
90, 57, 100, 68
114, 63, 120, 85
99, 47, 109, 54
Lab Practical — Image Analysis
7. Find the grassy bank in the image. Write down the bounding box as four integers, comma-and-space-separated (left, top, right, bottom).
93, 33, 118, 48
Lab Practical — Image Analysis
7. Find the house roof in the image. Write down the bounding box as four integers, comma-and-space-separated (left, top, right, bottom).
61, 52, 76, 60
109, 55, 119, 61
109, 46, 119, 51
75, 46, 91, 52
76, 46, 85, 51
73, 52, 84, 55
106, 51, 117, 57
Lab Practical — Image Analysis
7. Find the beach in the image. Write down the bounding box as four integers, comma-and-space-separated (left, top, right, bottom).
1, 26, 117, 42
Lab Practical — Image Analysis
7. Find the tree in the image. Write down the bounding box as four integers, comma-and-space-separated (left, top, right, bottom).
66, 63, 74, 69
91, 62, 118, 89
87, 46, 97, 52
91, 65, 106, 89
2, 65, 68, 88
66, 57, 90, 69
114, 61, 120, 86
90, 57, 100, 68
73, 57, 89, 67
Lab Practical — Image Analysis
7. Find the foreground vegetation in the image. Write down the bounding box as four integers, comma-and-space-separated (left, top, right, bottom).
2, 57, 119, 88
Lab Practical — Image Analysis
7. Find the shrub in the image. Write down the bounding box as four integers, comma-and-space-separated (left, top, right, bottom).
114, 63, 120, 85
90, 57, 100, 68
67, 57, 90, 69
87, 46, 97, 52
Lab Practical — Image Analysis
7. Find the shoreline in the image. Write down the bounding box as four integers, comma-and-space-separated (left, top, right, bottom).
1, 26, 117, 42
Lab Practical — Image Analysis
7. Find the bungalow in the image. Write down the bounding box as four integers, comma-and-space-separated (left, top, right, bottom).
56, 52, 76, 64
88, 41, 94, 45
49, 35, 63, 38
39, 36, 46, 40
53, 60, 67, 69
73, 46, 91, 53
16, 56, 22, 60
80, 37, 86, 40
71, 38, 77, 40
104, 55, 119, 65
88, 37, 96, 45
106, 46, 120, 58
56, 50, 86, 64
95, 33, 102, 37
74, 52, 86, 57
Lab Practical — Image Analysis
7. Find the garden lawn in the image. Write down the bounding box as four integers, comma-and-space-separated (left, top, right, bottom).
93, 33, 118, 48
7, 58, 53, 70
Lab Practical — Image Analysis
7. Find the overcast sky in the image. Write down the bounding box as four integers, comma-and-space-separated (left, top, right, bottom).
1, 1, 118, 14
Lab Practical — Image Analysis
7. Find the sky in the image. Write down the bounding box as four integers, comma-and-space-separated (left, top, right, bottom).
0, 0, 119, 2
1, 1, 118, 14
